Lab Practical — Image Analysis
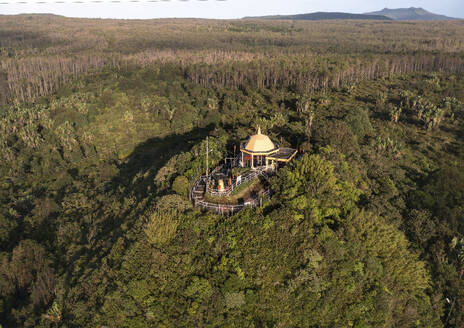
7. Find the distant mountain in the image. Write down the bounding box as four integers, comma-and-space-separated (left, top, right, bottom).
244, 12, 392, 21
365, 7, 460, 20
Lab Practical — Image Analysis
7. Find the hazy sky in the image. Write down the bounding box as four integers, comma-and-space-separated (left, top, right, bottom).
0, 0, 463, 19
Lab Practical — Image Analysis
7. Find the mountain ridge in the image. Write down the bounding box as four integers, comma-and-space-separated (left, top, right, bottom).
365, 7, 461, 20
243, 12, 392, 21
245, 7, 461, 21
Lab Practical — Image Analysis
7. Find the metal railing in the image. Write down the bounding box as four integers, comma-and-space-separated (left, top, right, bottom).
206, 169, 264, 196
189, 151, 279, 215
190, 172, 271, 215
190, 175, 207, 202
193, 187, 271, 215
235, 153, 242, 168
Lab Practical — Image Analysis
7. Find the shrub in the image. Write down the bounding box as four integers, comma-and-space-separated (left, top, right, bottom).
172, 175, 189, 198
144, 211, 178, 247
344, 107, 372, 141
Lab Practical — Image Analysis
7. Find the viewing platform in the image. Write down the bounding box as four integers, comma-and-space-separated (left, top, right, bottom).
190, 127, 297, 215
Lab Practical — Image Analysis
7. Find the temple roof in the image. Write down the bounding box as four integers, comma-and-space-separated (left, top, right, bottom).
242, 127, 279, 154
267, 147, 298, 162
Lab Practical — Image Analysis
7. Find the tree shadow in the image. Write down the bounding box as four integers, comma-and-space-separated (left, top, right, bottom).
110, 124, 215, 200
61, 124, 215, 317
355, 95, 375, 104
273, 125, 306, 148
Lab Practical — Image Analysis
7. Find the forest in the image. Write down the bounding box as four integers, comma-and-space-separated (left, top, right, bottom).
0, 14, 464, 327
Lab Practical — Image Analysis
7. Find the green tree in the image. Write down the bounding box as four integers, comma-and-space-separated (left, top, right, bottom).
376, 91, 387, 106
296, 94, 312, 113
144, 210, 179, 247
172, 175, 190, 198
388, 103, 402, 123
272, 154, 360, 224
345, 107, 372, 140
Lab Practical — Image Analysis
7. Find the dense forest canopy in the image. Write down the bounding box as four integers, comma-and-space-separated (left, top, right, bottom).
1, 15, 464, 104
0, 15, 463, 327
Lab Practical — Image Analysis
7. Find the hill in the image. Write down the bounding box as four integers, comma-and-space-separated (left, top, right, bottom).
365, 7, 460, 20
1, 15, 464, 327
244, 12, 392, 21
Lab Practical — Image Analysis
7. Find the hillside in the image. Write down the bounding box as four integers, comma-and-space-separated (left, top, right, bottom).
0, 15, 464, 328
365, 7, 460, 20
244, 12, 392, 21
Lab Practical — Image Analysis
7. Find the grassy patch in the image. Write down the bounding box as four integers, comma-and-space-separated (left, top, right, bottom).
203, 177, 267, 205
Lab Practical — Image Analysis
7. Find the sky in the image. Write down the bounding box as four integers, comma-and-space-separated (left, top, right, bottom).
0, 0, 463, 20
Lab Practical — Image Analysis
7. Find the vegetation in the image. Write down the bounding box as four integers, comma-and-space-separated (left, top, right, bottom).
0, 14, 464, 327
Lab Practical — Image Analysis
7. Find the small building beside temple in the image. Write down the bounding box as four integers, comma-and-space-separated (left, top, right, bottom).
240, 127, 297, 170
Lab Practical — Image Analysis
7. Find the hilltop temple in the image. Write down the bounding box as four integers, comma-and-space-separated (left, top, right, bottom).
191, 127, 298, 215
240, 127, 297, 170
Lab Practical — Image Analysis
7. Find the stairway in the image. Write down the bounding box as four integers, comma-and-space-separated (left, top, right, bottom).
192, 177, 206, 201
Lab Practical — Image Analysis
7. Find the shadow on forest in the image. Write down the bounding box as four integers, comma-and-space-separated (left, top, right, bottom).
110, 124, 215, 200
61, 124, 215, 312
440, 123, 464, 148
277, 126, 306, 148
103, 123, 216, 238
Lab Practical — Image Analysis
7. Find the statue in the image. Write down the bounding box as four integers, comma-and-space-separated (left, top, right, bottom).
218, 179, 224, 192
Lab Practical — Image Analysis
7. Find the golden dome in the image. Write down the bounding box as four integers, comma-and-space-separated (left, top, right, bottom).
243, 127, 278, 153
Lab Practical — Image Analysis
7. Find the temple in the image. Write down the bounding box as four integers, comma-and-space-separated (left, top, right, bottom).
240, 127, 297, 170
191, 127, 298, 215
